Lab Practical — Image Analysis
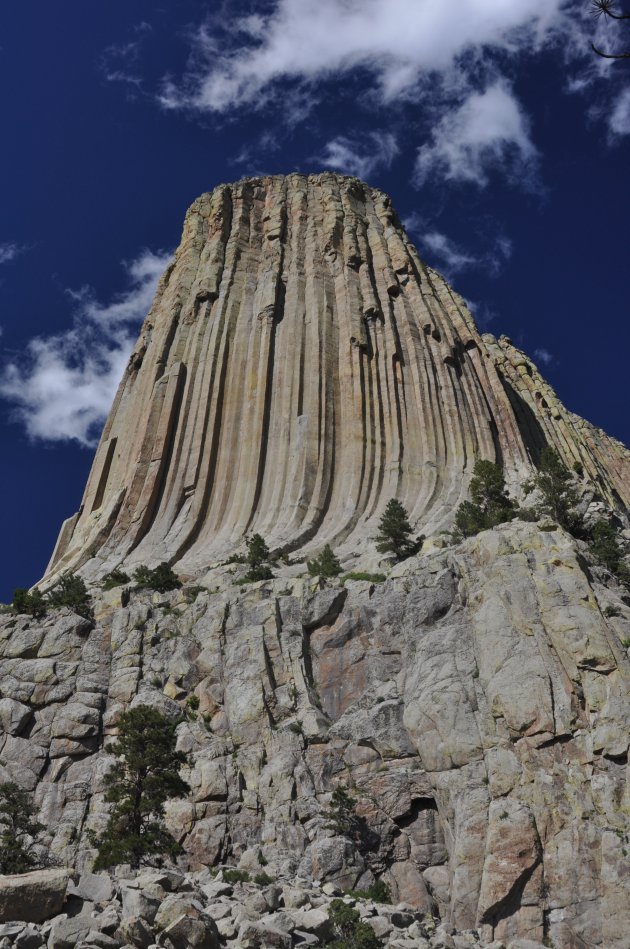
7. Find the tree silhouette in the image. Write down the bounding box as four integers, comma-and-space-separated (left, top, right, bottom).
591, 0, 630, 59
92, 706, 190, 870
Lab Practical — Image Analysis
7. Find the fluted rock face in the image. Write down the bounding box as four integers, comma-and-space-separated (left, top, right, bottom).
45, 173, 630, 581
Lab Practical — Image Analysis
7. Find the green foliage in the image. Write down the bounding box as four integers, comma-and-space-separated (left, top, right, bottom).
133, 562, 182, 593
47, 572, 92, 619
247, 534, 271, 569
254, 871, 274, 885
102, 569, 130, 590
589, 521, 630, 582
327, 899, 380, 949
223, 868, 250, 883
525, 447, 582, 534
0, 782, 45, 874
237, 534, 274, 583
92, 705, 190, 870
454, 460, 517, 539
326, 786, 359, 838
604, 605, 621, 618
342, 572, 386, 584
374, 500, 423, 561
307, 544, 343, 579
12, 587, 47, 619
346, 879, 392, 904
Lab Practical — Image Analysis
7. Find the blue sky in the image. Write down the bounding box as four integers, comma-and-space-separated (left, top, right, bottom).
1, 0, 629, 599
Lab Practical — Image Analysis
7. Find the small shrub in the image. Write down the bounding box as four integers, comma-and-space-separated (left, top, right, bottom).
346, 879, 391, 904
326, 786, 359, 838
102, 569, 130, 590
223, 868, 250, 884
12, 587, 47, 619
327, 899, 379, 949
604, 605, 621, 618
257, 849, 268, 866
133, 562, 182, 593
342, 572, 386, 584
307, 544, 342, 579
47, 572, 92, 619
374, 499, 423, 561
254, 871, 274, 885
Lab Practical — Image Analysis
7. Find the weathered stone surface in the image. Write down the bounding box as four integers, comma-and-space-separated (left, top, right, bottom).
0, 870, 69, 924
41, 174, 630, 585
2, 175, 630, 948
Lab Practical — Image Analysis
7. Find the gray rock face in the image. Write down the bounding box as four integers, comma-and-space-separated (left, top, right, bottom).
1, 521, 629, 947
0, 870, 69, 924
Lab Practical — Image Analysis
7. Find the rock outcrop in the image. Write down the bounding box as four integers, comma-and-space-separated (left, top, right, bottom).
2, 175, 630, 948
42, 173, 630, 583
2, 522, 630, 947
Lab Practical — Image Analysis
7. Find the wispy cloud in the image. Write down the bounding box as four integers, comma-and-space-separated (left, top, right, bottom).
0, 249, 171, 447
609, 86, 630, 139
404, 217, 512, 279
414, 83, 538, 190
0, 242, 26, 265
316, 132, 398, 180
534, 347, 554, 365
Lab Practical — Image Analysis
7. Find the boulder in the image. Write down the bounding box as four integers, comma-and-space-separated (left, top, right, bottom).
0, 870, 69, 924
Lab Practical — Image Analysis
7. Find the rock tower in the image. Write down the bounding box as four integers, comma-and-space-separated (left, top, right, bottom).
2, 175, 629, 949
45, 173, 630, 582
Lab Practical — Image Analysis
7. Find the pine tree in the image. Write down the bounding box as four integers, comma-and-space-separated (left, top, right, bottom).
133, 563, 181, 593
0, 782, 45, 874
12, 587, 47, 619
328, 899, 380, 949
526, 447, 582, 534
375, 500, 423, 561
589, 521, 630, 582
307, 544, 342, 579
243, 534, 273, 582
454, 460, 517, 538
92, 706, 190, 870
326, 786, 359, 838
47, 572, 92, 619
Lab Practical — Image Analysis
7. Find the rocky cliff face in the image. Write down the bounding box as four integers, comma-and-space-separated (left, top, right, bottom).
2, 523, 630, 947
1, 175, 630, 949
43, 173, 630, 584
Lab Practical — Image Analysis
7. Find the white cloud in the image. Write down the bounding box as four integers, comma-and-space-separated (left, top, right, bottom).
0, 249, 171, 447
405, 219, 512, 279
160, 0, 569, 114
414, 83, 537, 189
0, 242, 24, 265
534, 347, 554, 365
317, 132, 398, 179
609, 86, 630, 138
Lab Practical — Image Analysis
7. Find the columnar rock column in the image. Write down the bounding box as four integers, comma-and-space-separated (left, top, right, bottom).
45, 174, 630, 581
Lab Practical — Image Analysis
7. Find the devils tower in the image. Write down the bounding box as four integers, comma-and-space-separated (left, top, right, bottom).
45, 173, 630, 583
1, 174, 630, 949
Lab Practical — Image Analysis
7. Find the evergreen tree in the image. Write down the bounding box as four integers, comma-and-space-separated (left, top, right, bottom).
102, 569, 130, 590
0, 782, 45, 874
243, 534, 273, 582
590, 521, 630, 582
375, 500, 423, 561
92, 706, 190, 870
12, 587, 47, 619
307, 544, 342, 579
526, 447, 582, 534
47, 572, 92, 619
326, 786, 359, 838
133, 562, 181, 593
454, 459, 517, 538
327, 899, 380, 949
